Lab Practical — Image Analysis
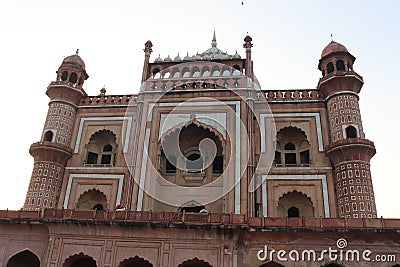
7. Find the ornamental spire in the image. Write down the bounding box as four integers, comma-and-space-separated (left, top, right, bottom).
211, 29, 217, 48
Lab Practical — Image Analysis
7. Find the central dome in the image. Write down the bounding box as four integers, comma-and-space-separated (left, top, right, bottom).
321, 41, 348, 58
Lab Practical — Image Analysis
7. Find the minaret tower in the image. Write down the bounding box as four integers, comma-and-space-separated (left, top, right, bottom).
318, 41, 377, 218
23, 51, 89, 211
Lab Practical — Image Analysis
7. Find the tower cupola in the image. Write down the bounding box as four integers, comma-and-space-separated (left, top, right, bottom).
56, 49, 89, 88
317, 41, 363, 98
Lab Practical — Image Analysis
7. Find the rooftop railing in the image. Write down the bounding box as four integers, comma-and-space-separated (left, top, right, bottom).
0, 209, 399, 229
80, 95, 137, 106
262, 89, 322, 101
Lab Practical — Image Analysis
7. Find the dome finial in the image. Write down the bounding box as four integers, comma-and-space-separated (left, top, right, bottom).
330, 33, 334, 42
211, 29, 217, 48
75, 49, 79, 55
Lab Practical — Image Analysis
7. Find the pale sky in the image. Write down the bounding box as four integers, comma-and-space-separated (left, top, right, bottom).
0, 0, 398, 218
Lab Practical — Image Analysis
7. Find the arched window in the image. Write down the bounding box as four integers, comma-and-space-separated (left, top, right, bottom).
186, 153, 202, 173
6, 250, 40, 267
288, 206, 300, 217
166, 156, 176, 173
212, 155, 223, 173
212, 66, 220, 77
69, 72, 78, 83
43, 130, 53, 142
172, 67, 180, 78
101, 144, 113, 164
182, 67, 190, 78
276, 127, 311, 166
284, 142, 296, 165
152, 68, 160, 79
274, 150, 282, 165
76, 189, 107, 210
277, 191, 314, 218
284, 142, 295, 150
162, 71, 170, 79
61, 71, 68, 81
160, 149, 176, 174
201, 66, 210, 77
336, 60, 345, 71
346, 125, 358, 138
159, 122, 225, 181
327, 62, 334, 74
85, 130, 117, 166
192, 67, 200, 77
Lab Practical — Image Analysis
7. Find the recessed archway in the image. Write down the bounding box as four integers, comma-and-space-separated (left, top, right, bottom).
277, 190, 314, 218
6, 250, 40, 267
63, 253, 97, 267
118, 256, 153, 267
178, 258, 213, 267
76, 189, 107, 210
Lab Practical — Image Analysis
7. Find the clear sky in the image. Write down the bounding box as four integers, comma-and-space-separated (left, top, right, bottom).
0, 0, 398, 218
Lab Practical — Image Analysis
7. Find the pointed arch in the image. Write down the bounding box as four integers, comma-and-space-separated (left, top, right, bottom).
118, 256, 153, 267
178, 258, 213, 267
345, 125, 358, 138
86, 129, 117, 165
6, 250, 40, 267
76, 189, 107, 210
277, 190, 315, 218
276, 126, 310, 166
63, 252, 97, 267
43, 130, 54, 142
327, 62, 334, 74
277, 126, 308, 141
160, 119, 226, 149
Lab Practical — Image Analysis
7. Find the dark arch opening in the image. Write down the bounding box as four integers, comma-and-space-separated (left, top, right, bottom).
288, 206, 300, 217
327, 62, 334, 74
69, 72, 78, 83
284, 142, 296, 165
166, 156, 176, 173
233, 65, 241, 71
61, 71, 68, 81
118, 256, 153, 267
336, 60, 345, 71
43, 130, 53, 142
103, 144, 113, 152
346, 125, 357, 138
6, 250, 40, 267
93, 203, 104, 211
178, 258, 213, 267
181, 205, 205, 213
284, 142, 295, 150
63, 253, 97, 267
186, 153, 202, 173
